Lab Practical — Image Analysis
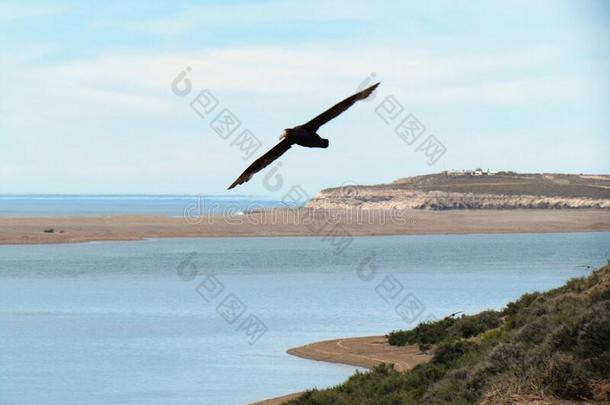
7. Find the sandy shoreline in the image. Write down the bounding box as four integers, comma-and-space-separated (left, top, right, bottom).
249, 336, 431, 405
0, 209, 609, 245
287, 335, 431, 372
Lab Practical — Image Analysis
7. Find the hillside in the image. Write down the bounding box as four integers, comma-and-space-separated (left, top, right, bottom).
306, 172, 610, 210
287, 262, 610, 404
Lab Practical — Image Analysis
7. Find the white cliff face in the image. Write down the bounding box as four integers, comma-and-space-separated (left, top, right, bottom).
306, 189, 610, 210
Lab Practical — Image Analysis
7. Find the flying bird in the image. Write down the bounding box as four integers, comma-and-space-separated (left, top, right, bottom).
227, 82, 380, 189
445, 311, 464, 319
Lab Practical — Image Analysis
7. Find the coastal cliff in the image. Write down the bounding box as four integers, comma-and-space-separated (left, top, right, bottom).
307, 172, 610, 210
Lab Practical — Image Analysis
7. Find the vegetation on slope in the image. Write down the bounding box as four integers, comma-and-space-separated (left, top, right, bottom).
287, 262, 610, 404
307, 172, 610, 210
389, 173, 610, 199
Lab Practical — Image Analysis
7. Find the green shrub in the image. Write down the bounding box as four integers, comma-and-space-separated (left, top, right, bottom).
387, 317, 456, 346
433, 340, 478, 365
596, 286, 610, 301
486, 343, 524, 374
418, 343, 431, 353
577, 314, 610, 376
548, 324, 576, 351
422, 375, 480, 404
503, 292, 540, 317
455, 310, 502, 338
388, 311, 502, 348
516, 315, 549, 344
404, 362, 446, 390
578, 314, 610, 357
544, 353, 591, 399
451, 368, 469, 380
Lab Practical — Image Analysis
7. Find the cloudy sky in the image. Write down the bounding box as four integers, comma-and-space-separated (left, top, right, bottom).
1, 0, 609, 196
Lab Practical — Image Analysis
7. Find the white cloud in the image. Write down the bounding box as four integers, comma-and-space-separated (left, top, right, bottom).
0, 3, 67, 20
12, 43, 596, 104
2, 38, 608, 193
122, 0, 382, 35
2, 42, 605, 143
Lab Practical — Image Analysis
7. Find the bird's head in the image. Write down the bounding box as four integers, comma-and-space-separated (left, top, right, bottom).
279, 128, 290, 140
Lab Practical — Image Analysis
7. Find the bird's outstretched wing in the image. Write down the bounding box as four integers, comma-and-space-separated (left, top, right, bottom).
448, 311, 464, 318
302, 82, 380, 131
227, 139, 293, 189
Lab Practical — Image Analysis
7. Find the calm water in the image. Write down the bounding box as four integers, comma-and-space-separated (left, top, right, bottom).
1, 233, 609, 405
0, 195, 285, 217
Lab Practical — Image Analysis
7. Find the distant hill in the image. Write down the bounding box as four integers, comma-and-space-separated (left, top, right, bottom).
307, 172, 610, 210
288, 261, 610, 404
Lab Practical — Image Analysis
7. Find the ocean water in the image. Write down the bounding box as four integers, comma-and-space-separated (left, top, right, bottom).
0, 195, 285, 217
0, 232, 609, 405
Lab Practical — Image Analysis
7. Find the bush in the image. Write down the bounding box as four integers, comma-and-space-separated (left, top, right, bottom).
433, 340, 478, 365
388, 311, 502, 348
418, 343, 431, 353
456, 311, 502, 338
422, 374, 480, 404
503, 292, 540, 317
596, 286, 610, 301
486, 343, 524, 374
578, 315, 610, 357
387, 317, 456, 346
544, 353, 591, 399
451, 368, 469, 380
548, 324, 576, 351
503, 292, 544, 329
577, 314, 610, 376
516, 315, 549, 344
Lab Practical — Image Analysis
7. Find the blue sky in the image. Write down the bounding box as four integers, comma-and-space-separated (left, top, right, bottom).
1, 1, 609, 196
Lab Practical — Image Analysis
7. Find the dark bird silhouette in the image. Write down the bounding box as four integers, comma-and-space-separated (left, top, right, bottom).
445, 311, 464, 319
576, 265, 593, 270
227, 82, 380, 189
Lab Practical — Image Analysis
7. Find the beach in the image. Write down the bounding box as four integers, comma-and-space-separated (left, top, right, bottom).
1, 209, 609, 245
251, 336, 431, 405
286, 336, 431, 372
